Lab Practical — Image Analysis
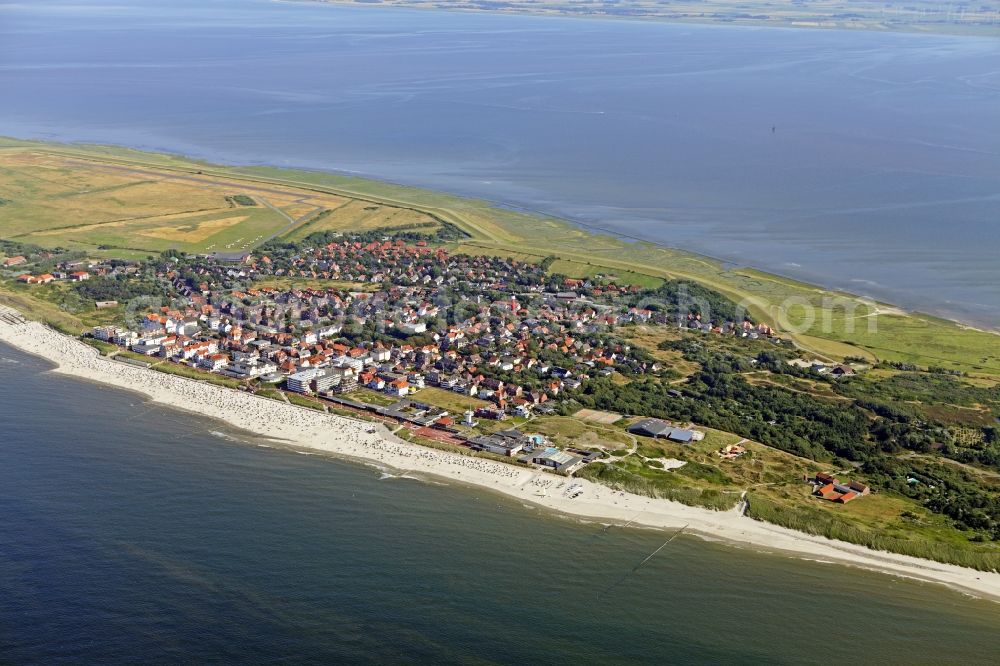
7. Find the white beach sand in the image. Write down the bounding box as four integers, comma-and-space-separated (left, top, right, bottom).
2, 306, 998, 602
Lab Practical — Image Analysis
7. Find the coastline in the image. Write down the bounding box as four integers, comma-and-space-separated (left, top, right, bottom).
286, 0, 1000, 38
2, 305, 998, 603
5, 134, 999, 335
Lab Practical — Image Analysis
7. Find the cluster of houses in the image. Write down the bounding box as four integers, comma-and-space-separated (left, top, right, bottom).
87, 242, 699, 411
17, 270, 90, 284
81, 232, 784, 426
68, 236, 794, 483
811, 472, 870, 504
7, 256, 143, 287
95, 293, 615, 418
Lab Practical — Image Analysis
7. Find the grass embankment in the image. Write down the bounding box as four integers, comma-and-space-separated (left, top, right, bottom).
745, 492, 1000, 572
0, 285, 87, 335
150, 361, 243, 389
81, 338, 117, 355
411, 386, 488, 413
284, 391, 327, 411
578, 461, 740, 511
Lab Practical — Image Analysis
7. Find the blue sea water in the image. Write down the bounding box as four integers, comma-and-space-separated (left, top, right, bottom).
2, 344, 1000, 663
2, 5, 1000, 659
0, 0, 998, 325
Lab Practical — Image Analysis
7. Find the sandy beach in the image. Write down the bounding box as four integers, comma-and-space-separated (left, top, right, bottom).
2, 306, 998, 602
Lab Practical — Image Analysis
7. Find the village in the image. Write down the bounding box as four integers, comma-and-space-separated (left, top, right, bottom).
0, 235, 768, 477
5, 234, 878, 502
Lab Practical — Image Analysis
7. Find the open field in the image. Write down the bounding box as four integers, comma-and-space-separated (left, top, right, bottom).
249, 277, 376, 292
574, 408, 622, 425
2, 137, 999, 375
307, 0, 1000, 36
528, 415, 635, 451
283, 199, 440, 241
411, 387, 488, 414
350, 387, 400, 407
546, 258, 664, 290
0, 147, 439, 257
620, 326, 701, 380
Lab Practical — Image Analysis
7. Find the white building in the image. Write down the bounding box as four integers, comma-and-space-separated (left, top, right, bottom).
286, 368, 318, 394
397, 321, 427, 335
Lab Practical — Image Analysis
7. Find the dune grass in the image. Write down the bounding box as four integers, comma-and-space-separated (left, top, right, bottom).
746, 492, 1000, 572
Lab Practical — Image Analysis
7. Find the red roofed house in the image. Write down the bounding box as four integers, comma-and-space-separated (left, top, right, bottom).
387, 378, 409, 396
814, 483, 840, 501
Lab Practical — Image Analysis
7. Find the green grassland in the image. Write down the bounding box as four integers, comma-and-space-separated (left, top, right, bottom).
246, 277, 376, 293
411, 387, 489, 414
0, 281, 122, 334
0, 142, 439, 257
282, 199, 441, 242
528, 415, 635, 451
746, 488, 1000, 571
350, 387, 400, 407
2, 137, 999, 375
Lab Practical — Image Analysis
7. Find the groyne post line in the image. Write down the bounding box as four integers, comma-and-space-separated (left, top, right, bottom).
598, 524, 689, 599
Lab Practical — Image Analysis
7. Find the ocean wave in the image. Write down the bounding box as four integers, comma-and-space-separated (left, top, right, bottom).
209, 430, 245, 443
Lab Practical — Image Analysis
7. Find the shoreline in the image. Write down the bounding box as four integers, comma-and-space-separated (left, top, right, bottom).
283, 0, 1000, 38
2, 305, 999, 603
4, 134, 999, 334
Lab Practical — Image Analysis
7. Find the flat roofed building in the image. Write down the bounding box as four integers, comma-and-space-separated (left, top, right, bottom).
627, 418, 673, 439
287, 368, 318, 394
532, 449, 585, 475
470, 433, 524, 457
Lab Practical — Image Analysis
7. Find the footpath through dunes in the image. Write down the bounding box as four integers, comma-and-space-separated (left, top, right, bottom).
2, 304, 1000, 601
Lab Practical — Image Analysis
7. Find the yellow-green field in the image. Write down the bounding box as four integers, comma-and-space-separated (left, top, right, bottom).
411, 387, 488, 414
3, 137, 999, 375
284, 199, 440, 241
0, 147, 439, 256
